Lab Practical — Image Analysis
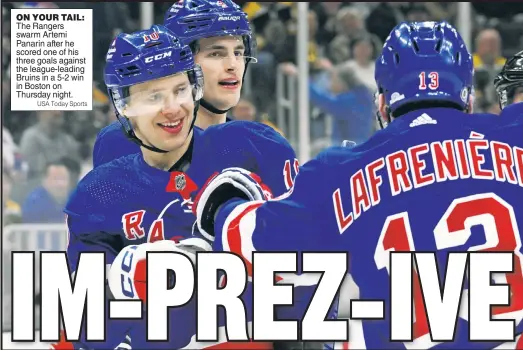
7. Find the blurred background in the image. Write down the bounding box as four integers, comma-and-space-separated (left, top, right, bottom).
2, 1, 523, 346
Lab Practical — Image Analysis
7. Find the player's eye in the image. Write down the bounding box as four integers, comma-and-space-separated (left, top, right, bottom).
176, 86, 188, 95
146, 93, 162, 102
208, 51, 226, 58
234, 50, 244, 57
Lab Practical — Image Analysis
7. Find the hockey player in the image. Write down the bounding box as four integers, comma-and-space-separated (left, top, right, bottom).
495, 50, 523, 117
61, 25, 297, 349
194, 21, 523, 348
92, 0, 256, 167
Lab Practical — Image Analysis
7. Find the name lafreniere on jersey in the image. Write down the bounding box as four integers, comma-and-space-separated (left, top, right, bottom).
333, 132, 523, 234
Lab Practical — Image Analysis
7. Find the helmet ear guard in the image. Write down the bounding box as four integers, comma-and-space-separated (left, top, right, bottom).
188, 64, 204, 102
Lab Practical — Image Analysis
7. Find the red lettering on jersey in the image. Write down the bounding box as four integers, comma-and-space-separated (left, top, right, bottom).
122, 210, 146, 240
469, 131, 483, 138
147, 219, 165, 242
386, 151, 412, 196
350, 170, 370, 220
516, 147, 523, 187
408, 143, 435, 188
454, 140, 470, 178
491, 141, 517, 184
333, 189, 353, 235
283, 158, 300, 190
431, 140, 459, 182
467, 139, 494, 179
365, 158, 384, 206
170, 236, 183, 243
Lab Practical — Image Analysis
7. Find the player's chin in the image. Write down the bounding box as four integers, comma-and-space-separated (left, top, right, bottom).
219, 94, 241, 110
157, 135, 188, 152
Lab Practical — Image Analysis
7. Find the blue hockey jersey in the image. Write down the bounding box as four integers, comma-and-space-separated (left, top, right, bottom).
65, 121, 299, 349
92, 120, 141, 168
500, 101, 523, 122
213, 108, 523, 349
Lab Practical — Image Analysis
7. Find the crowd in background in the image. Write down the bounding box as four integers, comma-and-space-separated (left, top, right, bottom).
2, 1, 523, 227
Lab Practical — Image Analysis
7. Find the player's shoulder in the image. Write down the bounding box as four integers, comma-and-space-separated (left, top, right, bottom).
206, 120, 281, 137
314, 145, 360, 169
467, 107, 523, 136
65, 154, 140, 215
204, 120, 292, 150
98, 120, 123, 138
93, 121, 141, 167
500, 102, 523, 120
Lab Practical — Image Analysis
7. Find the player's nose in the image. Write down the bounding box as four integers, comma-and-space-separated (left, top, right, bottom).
224, 54, 238, 71
160, 95, 183, 117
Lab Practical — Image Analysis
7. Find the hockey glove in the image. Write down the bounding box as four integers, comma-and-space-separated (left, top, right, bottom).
108, 238, 211, 302
193, 167, 271, 241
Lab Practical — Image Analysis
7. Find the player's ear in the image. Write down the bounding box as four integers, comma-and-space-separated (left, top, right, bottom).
378, 94, 390, 123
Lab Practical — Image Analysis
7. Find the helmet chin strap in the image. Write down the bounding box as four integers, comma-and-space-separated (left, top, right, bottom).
199, 97, 230, 115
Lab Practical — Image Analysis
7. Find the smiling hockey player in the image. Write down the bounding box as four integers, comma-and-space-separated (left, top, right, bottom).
60, 24, 297, 349
92, 0, 257, 167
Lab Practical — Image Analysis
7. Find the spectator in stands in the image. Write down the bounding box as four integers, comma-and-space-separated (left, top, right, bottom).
365, 3, 405, 45
3, 127, 28, 185
3, 168, 21, 226
231, 97, 284, 136
21, 160, 71, 224
309, 64, 374, 145
405, 4, 430, 22
474, 28, 506, 69
343, 35, 377, 92
19, 110, 80, 188
328, 6, 381, 66
328, 7, 365, 65
275, 9, 333, 75
473, 28, 506, 111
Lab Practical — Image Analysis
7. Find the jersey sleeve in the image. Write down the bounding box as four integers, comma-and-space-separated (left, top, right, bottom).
211, 151, 345, 337
213, 150, 343, 261
92, 122, 140, 168
64, 187, 125, 272
253, 124, 299, 197
214, 121, 300, 198
64, 177, 134, 350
